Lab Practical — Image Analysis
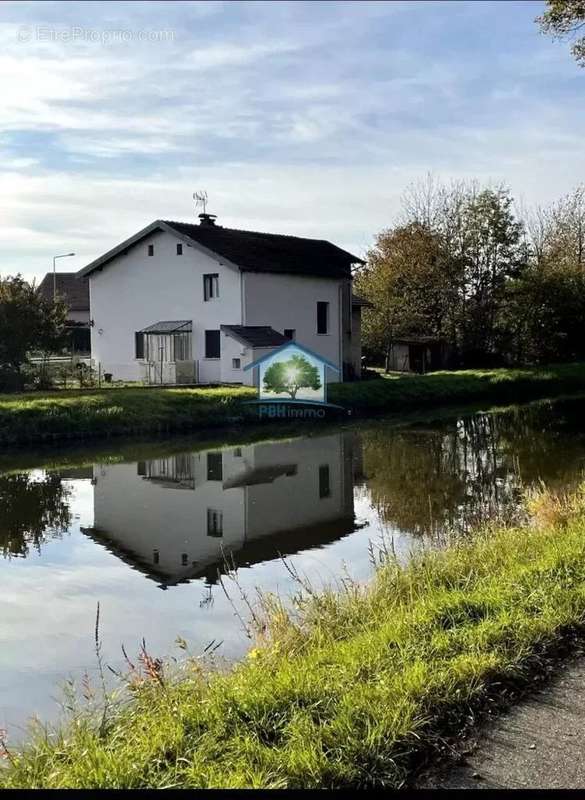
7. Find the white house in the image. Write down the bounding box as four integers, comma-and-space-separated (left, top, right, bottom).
78, 213, 367, 384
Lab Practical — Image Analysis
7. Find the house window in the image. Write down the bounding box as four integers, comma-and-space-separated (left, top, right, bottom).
207, 452, 223, 481
203, 273, 219, 301
172, 332, 192, 361
176, 243, 183, 255
153, 549, 159, 565
319, 464, 331, 499
317, 302, 329, 334
137, 461, 146, 476
205, 330, 220, 358
181, 553, 188, 566
148, 244, 154, 256
233, 447, 242, 457
135, 332, 145, 359
207, 508, 223, 538
232, 358, 241, 369
284, 329, 296, 340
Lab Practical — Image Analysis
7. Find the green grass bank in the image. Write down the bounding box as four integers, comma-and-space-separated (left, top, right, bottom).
2, 362, 585, 446
3, 486, 585, 788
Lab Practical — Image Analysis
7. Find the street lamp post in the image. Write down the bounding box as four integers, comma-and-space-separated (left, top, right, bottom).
52, 252, 76, 301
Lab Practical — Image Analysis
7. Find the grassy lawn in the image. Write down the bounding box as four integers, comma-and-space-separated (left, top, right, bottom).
329, 362, 585, 413
3, 485, 585, 788
2, 363, 585, 446
0, 385, 255, 445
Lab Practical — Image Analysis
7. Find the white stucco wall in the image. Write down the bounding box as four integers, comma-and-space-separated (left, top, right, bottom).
89, 229, 242, 383
219, 330, 248, 385
242, 272, 344, 382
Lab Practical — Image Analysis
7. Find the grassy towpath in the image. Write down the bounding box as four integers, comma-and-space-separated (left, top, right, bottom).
2, 362, 585, 446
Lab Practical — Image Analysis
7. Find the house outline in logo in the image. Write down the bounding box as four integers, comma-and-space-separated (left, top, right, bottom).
244, 341, 339, 405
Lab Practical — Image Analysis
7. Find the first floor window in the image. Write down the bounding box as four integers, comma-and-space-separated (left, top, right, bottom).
205, 329, 220, 358
203, 273, 219, 301
232, 357, 241, 369
135, 332, 145, 359
207, 508, 223, 537
319, 464, 331, 499
207, 452, 223, 481
317, 302, 329, 334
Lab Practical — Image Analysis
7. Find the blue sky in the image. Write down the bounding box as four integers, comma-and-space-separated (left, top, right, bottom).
1, 0, 583, 283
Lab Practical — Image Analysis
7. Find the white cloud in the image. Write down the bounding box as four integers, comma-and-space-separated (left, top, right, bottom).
0, 1, 584, 282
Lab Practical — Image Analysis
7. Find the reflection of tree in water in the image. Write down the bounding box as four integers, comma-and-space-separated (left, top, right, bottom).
0, 473, 71, 557
362, 402, 585, 538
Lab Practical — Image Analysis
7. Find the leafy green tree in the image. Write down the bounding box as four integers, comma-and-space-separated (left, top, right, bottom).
263, 354, 321, 399
537, 0, 585, 66
454, 187, 529, 364
534, 186, 585, 272
503, 185, 585, 364
0, 275, 67, 390
0, 473, 71, 557
360, 179, 529, 367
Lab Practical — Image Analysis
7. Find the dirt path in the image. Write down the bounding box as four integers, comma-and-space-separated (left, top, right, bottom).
420, 658, 585, 789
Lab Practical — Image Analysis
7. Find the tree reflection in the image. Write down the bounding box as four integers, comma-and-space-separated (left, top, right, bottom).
0, 473, 71, 557
362, 402, 585, 538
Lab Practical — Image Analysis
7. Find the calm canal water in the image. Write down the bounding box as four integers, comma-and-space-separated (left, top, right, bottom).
1, 395, 585, 738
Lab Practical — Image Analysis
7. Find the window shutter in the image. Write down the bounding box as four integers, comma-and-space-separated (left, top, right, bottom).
135, 332, 145, 359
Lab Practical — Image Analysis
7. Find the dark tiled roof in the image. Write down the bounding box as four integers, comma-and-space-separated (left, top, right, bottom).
352, 293, 373, 308
140, 320, 192, 334
37, 272, 89, 310
221, 325, 288, 348
163, 220, 363, 278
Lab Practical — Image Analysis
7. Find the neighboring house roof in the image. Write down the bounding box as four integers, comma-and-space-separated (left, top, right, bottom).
37, 272, 89, 311
391, 336, 445, 345
220, 325, 288, 348
79, 219, 364, 280
140, 320, 192, 334
351, 293, 373, 308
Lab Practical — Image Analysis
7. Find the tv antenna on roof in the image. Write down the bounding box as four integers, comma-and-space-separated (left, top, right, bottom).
193, 190, 208, 216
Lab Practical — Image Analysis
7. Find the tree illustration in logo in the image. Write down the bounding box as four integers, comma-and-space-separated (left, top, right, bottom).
262, 354, 322, 399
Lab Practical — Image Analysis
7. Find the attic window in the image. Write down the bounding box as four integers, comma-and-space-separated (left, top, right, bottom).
148, 244, 154, 256
176, 243, 183, 255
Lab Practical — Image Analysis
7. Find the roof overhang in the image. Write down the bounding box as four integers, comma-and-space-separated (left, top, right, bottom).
221, 325, 288, 348
139, 320, 192, 334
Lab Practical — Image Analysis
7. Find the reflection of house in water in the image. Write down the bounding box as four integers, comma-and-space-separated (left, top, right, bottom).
82, 432, 360, 587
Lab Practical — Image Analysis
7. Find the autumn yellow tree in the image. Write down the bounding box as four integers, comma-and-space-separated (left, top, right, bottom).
354, 223, 462, 368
